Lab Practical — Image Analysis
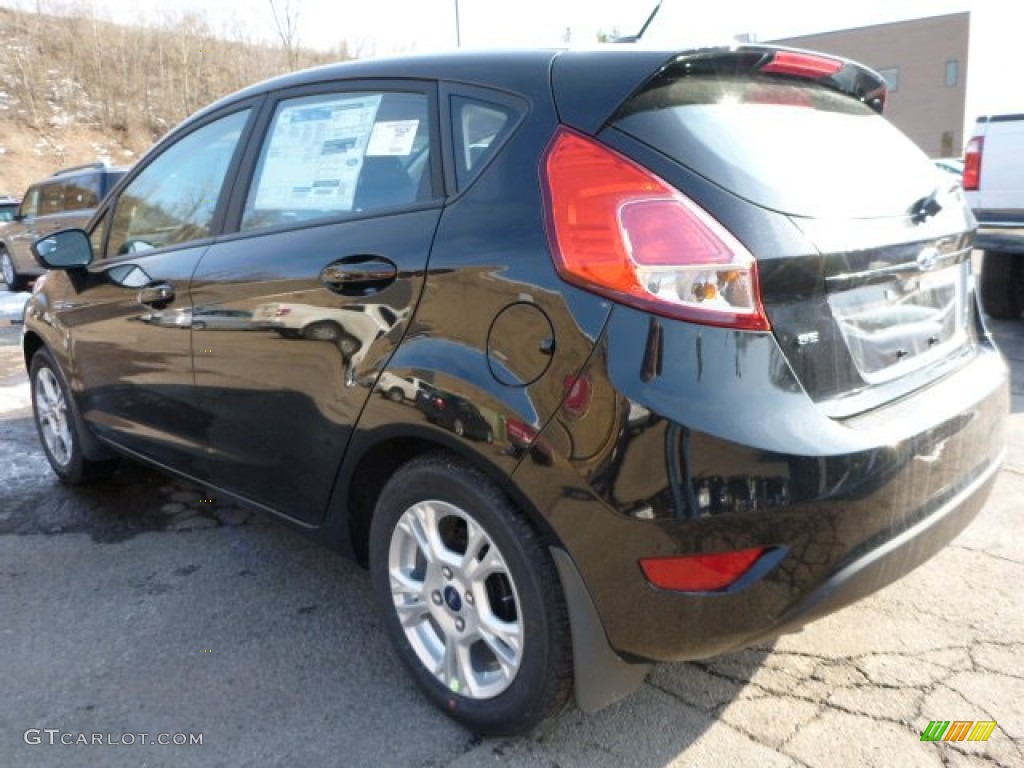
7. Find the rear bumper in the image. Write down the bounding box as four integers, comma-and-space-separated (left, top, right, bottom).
764, 451, 1000, 639
974, 222, 1024, 254
514, 310, 1008, 663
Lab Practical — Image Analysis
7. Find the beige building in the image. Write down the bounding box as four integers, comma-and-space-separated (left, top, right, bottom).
774, 13, 969, 158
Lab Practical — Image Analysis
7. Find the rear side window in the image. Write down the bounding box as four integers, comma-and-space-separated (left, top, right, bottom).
613, 75, 939, 219
241, 91, 433, 231
451, 97, 515, 189
106, 109, 250, 257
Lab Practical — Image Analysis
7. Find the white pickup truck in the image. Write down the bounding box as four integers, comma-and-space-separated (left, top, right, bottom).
965, 114, 1024, 318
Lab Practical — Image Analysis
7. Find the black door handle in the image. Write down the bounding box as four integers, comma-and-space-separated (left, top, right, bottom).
321, 256, 397, 296
138, 283, 175, 307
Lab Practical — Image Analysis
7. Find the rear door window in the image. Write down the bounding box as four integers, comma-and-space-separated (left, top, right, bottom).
613, 75, 940, 219
39, 183, 64, 216
62, 173, 101, 211
241, 90, 434, 231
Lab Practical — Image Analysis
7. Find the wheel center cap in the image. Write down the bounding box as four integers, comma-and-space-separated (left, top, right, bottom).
443, 585, 462, 613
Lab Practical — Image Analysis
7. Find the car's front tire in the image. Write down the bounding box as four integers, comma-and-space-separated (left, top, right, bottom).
369, 454, 572, 735
30, 349, 118, 484
980, 250, 1023, 319
1, 247, 27, 292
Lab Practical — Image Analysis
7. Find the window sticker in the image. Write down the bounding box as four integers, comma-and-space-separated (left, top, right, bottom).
366, 120, 420, 157
253, 94, 383, 212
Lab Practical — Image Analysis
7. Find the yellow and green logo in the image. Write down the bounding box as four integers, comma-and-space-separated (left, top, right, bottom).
921, 720, 997, 742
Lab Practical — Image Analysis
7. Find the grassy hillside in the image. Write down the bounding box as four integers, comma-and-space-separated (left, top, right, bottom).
0, 6, 343, 198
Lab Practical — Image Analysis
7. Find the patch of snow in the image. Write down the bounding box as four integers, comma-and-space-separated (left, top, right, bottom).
0, 291, 31, 323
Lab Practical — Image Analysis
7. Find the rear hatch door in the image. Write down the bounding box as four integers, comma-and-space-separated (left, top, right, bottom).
554, 46, 977, 416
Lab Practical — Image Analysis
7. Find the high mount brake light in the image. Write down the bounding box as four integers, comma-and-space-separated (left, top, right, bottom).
541, 129, 769, 331
760, 51, 844, 79
963, 137, 983, 191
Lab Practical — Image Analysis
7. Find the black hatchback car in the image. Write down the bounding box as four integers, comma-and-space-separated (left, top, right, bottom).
23, 46, 1007, 735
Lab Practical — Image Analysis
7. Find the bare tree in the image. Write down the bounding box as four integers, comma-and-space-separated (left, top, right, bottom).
268, 0, 302, 70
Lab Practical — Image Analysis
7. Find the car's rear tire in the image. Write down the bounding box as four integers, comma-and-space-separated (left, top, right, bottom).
386, 387, 404, 402
979, 250, 1024, 319
369, 454, 572, 736
30, 349, 119, 484
1, 248, 27, 292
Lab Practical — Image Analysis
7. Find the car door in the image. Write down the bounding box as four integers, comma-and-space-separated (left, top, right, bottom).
190, 83, 444, 523
62, 106, 256, 476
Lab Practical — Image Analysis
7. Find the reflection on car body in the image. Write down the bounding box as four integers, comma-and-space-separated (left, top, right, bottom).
414, 382, 495, 442
190, 308, 254, 331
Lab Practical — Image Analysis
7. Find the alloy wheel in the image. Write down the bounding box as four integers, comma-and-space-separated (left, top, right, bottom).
387, 500, 523, 699
1, 252, 14, 286
34, 366, 73, 468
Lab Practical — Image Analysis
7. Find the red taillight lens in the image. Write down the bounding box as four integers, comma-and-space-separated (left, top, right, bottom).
541, 128, 769, 331
275, 306, 291, 317
963, 136, 983, 191
640, 547, 765, 592
760, 51, 844, 79
506, 419, 536, 445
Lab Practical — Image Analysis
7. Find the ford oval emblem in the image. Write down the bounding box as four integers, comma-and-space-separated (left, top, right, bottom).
916, 246, 940, 272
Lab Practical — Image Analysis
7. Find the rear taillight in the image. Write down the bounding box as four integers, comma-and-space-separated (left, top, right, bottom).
963, 136, 983, 191
640, 547, 765, 592
759, 50, 843, 79
541, 128, 769, 331
275, 307, 291, 317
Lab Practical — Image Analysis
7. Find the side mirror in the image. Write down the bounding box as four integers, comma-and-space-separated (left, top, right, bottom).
32, 229, 93, 270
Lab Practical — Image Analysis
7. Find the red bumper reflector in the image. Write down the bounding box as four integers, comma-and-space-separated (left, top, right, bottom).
640, 547, 765, 592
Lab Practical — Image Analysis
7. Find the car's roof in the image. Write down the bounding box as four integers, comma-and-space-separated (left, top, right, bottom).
178, 46, 697, 143
200, 49, 563, 114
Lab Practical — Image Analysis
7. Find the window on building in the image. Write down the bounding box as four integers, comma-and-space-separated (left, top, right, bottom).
877, 67, 900, 93
940, 131, 955, 157
945, 60, 959, 88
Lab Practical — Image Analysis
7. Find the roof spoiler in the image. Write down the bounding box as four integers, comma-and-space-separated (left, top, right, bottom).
552, 45, 889, 135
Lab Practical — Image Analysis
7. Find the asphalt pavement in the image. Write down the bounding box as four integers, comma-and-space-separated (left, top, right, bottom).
0, 290, 1021, 768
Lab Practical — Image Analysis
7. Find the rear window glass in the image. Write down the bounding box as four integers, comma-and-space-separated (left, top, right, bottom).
613, 76, 939, 219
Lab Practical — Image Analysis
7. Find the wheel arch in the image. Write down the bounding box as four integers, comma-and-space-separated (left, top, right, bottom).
328, 424, 566, 568
22, 329, 44, 370
23, 332, 115, 461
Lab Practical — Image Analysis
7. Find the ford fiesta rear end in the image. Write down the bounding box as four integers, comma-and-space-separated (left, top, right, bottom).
519, 46, 1007, 668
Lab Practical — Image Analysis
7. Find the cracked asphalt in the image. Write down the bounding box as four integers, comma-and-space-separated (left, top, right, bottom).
1, 292, 1022, 768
